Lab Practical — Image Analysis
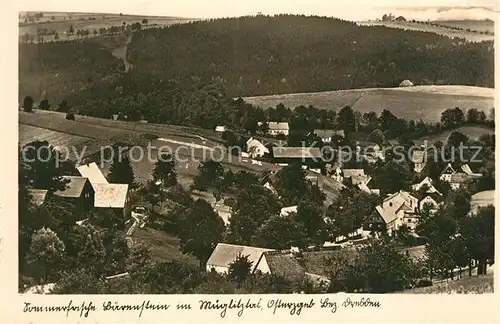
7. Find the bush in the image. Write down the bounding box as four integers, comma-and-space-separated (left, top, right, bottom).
66, 111, 75, 120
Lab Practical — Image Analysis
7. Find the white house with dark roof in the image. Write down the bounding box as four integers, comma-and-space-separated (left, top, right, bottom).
268, 122, 290, 136
206, 243, 274, 274
439, 163, 456, 182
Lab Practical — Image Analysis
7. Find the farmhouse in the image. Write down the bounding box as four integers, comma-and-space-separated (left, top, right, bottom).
54, 176, 95, 214
255, 248, 360, 288
439, 163, 482, 190
311, 129, 345, 143
375, 191, 419, 233
206, 243, 274, 274
77, 162, 131, 218
417, 192, 444, 212
246, 137, 269, 158
411, 177, 441, 194
268, 122, 290, 136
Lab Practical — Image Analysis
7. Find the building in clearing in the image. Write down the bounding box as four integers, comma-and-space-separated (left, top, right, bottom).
268, 122, 290, 136
206, 243, 274, 274
272, 146, 322, 168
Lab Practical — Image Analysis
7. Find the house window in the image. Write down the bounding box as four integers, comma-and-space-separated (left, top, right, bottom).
389, 202, 393, 207
408, 219, 412, 223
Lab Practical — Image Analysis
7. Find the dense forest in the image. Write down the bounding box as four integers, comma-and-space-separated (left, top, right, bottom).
127, 15, 494, 97
19, 41, 124, 105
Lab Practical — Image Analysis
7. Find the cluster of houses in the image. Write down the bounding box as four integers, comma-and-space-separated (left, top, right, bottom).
28, 162, 131, 221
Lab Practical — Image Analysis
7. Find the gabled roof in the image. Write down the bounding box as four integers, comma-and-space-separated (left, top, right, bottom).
351, 175, 371, 186
263, 248, 359, 281
54, 176, 90, 198
77, 162, 108, 184
280, 206, 298, 217
206, 243, 274, 272
342, 169, 365, 178
272, 146, 322, 158
28, 189, 48, 206
377, 191, 417, 224
93, 183, 129, 208
440, 163, 456, 176
268, 122, 289, 130
263, 250, 305, 281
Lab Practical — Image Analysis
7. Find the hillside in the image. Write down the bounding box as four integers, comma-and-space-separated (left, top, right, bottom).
358, 19, 494, 42
19, 12, 195, 43
243, 85, 495, 122
127, 15, 494, 97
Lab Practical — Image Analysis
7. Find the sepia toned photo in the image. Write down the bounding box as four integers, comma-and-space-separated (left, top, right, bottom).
17, 0, 495, 299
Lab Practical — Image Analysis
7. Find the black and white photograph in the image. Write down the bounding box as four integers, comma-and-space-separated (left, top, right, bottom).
14, 0, 496, 301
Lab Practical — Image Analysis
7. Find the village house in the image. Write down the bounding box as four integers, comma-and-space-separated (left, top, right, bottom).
411, 176, 441, 194
54, 176, 95, 214
268, 122, 290, 136
246, 137, 270, 158
411, 149, 427, 173
205, 243, 274, 274
280, 205, 298, 217
77, 162, 131, 218
254, 248, 362, 289
439, 163, 482, 190
310, 129, 345, 143
375, 191, 419, 234
215, 125, 227, 133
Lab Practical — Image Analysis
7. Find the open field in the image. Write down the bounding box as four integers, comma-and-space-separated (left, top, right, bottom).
403, 273, 494, 294
470, 190, 495, 215
243, 85, 494, 122
436, 20, 494, 34
19, 12, 196, 43
419, 125, 495, 144
358, 20, 494, 42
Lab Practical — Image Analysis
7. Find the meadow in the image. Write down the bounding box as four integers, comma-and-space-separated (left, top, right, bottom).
243, 85, 494, 123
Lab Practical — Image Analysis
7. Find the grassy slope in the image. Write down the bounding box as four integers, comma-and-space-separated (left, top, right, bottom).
419, 125, 495, 143
243, 85, 494, 123
358, 20, 494, 42
403, 273, 494, 294
130, 227, 198, 266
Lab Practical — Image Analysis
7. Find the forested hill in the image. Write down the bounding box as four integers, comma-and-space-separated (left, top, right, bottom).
126, 14, 494, 97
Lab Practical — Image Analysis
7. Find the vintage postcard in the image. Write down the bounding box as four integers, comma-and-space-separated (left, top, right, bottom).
0, 0, 498, 322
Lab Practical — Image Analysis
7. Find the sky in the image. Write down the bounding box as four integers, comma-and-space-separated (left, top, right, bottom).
14, 0, 497, 20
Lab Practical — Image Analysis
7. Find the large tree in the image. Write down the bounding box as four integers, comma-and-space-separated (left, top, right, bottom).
153, 151, 177, 187
178, 199, 225, 267
108, 151, 136, 187
253, 215, 306, 249
25, 227, 66, 282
